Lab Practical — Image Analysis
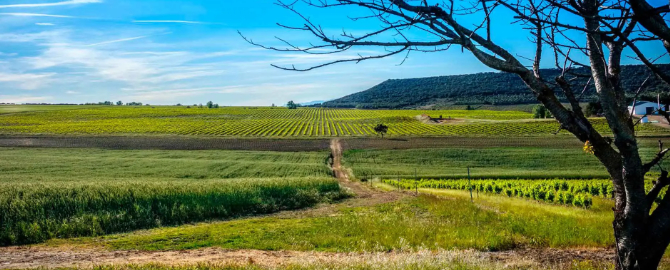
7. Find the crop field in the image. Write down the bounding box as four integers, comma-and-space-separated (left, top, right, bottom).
342, 144, 665, 180
0, 148, 334, 182
343, 146, 661, 179
1, 107, 669, 269
388, 179, 611, 207
0, 105, 666, 137
0, 148, 347, 245
388, 178, 666, 209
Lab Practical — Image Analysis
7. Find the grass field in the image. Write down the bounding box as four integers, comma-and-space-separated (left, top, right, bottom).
0, 148, 347, 245
342, 145, 663, 179
0, 148, 334, 182
50, 191, 613, 252
1, 105, 668, 269
0, 105, 666, 137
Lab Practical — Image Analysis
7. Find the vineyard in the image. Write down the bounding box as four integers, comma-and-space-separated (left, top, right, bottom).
384, 178, 666, 208
0, 106, 666, 137
385, 179, 610, 207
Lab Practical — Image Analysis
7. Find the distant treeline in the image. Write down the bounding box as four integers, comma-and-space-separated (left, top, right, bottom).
322, 64, 670, 109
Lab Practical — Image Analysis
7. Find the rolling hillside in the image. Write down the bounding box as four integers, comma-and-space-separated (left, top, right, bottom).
322, 64, 670, 109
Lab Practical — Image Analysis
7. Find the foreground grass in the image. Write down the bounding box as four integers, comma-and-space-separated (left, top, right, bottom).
0, 148, 346, 246
0, 178, 348, 246
51, 188, 613, 252
35, 254, 617, 270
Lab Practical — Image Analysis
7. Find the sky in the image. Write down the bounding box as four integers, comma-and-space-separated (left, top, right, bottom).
0, 0, 667, 105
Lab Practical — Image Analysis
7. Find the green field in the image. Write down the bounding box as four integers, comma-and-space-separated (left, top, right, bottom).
0, 148, 347, 245
2, 105, 669, 269
0, 148, 333, 182
342, 145, 663, 179
51, 191, 614, 253
0, 105, 665, 137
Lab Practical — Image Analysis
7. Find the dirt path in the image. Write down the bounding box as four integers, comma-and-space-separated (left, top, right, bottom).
330, 138, 348, 181
0, 245, 619, 269
328, 138, 401, 204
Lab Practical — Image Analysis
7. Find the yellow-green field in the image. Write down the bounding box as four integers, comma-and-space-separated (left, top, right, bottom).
0, 105, 666, 137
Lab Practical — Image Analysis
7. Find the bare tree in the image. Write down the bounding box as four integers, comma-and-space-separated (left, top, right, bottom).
242, 0, 670, 268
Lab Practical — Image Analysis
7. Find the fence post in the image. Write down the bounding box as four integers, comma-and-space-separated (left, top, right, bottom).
397, 173, 400, 191
415, 168, 418, 196
468, 167, 473, 202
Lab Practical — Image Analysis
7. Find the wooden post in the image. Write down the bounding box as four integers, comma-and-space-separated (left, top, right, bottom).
468, 167, 473, 202
415, 168, 418, 196
397, 173, 400, 191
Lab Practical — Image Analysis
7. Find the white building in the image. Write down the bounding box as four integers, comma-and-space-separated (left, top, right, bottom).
628, 101, 668, 116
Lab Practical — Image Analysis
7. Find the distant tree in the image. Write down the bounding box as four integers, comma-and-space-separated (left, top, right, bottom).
465, 105, 473, 110
287, 100, 298, 109
585, 102, 603, 117
198, 103, 203, 109
213, 104, 219, 108
206, 101, 214, 109
373, 124, 389, 138
545, 110, 553, 119
116, 101, 123, 106
271, 103, 276, 107
176, 103, 182, 106
532, 105, 547, 119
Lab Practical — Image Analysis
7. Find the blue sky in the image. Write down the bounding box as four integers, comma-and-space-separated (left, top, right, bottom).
0, 0, 666, 105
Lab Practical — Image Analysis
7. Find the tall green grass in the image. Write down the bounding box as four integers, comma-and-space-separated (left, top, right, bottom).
0, 178, 348, 246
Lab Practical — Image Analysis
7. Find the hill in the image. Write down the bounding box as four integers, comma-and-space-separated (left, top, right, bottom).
322, 65, 670, 109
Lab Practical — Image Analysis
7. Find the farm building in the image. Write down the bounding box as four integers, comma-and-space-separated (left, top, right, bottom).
628, 101, 668, 116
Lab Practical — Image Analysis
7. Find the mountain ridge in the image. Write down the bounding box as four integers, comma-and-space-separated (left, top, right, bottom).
321, 65, 670, 109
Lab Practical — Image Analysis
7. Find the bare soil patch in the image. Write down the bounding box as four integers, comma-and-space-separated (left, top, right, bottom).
490, 247, 615, 266
0, 136, 330, 151
415, 114, 466, 125
0, 246, 620, 269
648, 115, 670, 129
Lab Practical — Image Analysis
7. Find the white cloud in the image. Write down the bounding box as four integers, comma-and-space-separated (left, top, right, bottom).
24, 40, 237, 87
36, 22, 56, 26
0, 0, 101, 9
0, 13, 72, 18
0, 72, 54, 90
0, 95, 52, 103
132, 20, 206, 24
0, 30, 67, 43
66, 91, 78, 94
86, 35, 149, 47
